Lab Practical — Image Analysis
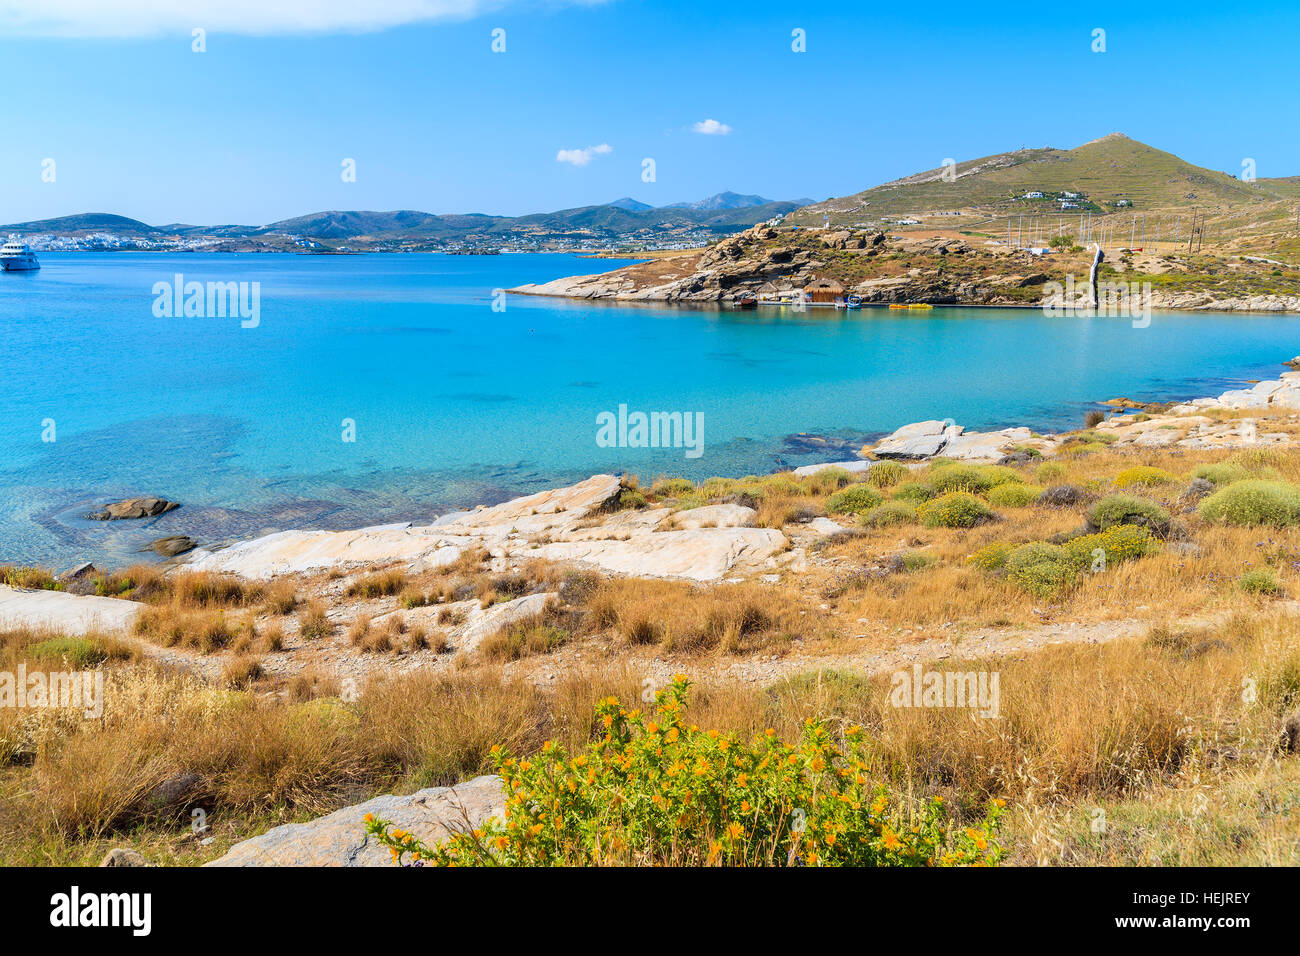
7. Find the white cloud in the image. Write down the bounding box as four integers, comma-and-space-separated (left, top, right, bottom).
692, 119, 732, 136
0, 1, 603, 37
555, 143, 612, 167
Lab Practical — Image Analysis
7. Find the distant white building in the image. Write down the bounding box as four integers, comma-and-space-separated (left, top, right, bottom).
1024, 191, 1044, 199
1062, 191, 1079, 199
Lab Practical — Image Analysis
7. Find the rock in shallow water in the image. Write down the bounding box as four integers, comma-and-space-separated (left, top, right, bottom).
145, 535, 196, 557
85, 497, 179, 521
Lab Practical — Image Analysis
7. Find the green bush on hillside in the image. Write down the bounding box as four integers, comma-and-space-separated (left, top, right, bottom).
1087, 495, 1171, 536
364, 676, 1007, 867
1238, 568, 1282, 596
1004, 543, 1077, 598
968, 542, 1014, 572
891, 481, 935, 503
987, 483, 1043, 508
860, 501, 917, 528
864, 461, 909, 488
826, 485, 885, 515
1199, 480, 1300, 527
1190, 463, 1249, 486
1114, 466, 1175, 489
929, 464, 1022, 495
916, 492, 995, 528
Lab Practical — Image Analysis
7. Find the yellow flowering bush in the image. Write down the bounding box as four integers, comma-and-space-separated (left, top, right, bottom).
1114, 466, 1175, 489
365, 676, 1005, 867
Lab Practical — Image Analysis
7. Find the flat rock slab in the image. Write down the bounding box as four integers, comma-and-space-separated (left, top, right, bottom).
207, 775, 505, 867
185, 476, 778, 583
792, 460, 875, 477
0, 585, 141, 635
660, 504, 756, 530
189, 475, 622, 579
532, 527, 786, 582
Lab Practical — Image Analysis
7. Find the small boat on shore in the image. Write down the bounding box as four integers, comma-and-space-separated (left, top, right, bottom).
733, 292, 757, 310
0, 239, 39, 272
839, 294, 862, 310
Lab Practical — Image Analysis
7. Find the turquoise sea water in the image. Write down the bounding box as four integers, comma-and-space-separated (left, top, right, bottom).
1, 251, 1297, 568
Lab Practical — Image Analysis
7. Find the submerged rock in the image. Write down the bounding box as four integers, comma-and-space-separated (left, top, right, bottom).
86, 497, 179, 521
145, 535, 197, 557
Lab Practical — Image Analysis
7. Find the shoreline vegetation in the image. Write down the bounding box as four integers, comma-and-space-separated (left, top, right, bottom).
5, 365, 1300, 866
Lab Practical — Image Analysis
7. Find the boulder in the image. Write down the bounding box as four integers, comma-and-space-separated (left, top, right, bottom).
147, 772, 204, 810
86, 497, 179, 521
145, 535, 197, 557
206, 775, 505, 867
101, 848, 151, 867
58, 562, 97, 582
872, 420, 957, 459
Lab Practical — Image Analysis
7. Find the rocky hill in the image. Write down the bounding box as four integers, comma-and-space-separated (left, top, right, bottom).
511, 222, 1300, 313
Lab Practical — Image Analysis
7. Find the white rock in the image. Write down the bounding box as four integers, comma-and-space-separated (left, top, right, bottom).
0, 585, 141, 636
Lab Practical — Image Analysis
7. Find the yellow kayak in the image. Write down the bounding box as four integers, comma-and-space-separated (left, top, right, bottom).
889, 303, 933, 310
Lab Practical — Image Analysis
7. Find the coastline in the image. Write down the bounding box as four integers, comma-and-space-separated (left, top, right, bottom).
103, 360, 1300, 576
508, 224, 1300, 314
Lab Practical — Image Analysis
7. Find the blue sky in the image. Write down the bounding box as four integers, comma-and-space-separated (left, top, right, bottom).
0, 0, 1295, 225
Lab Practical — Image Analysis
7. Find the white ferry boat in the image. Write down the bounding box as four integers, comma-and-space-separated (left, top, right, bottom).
0, 239, 40, 271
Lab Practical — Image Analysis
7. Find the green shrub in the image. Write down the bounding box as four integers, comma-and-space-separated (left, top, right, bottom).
1061, 524, 1160, 570
896, 551, 935, 572
1238, 568, 1282, 596
1087, 495, 1171, 536
1114, 466, 1175, 489
1198, 480, 1300, 527
826, 485, 885, 515
860, 501, 917, 528
928, 464, 1022, 495
364, 676, 1006, 867
864, 461, 908, 488
987, 483, 1042, 508
27, 637, 109, 669
651, 477, 696, 497
1071, 442, 1109, 456
619, 489, 649, 510
1035, 462, 1066, 483
891, 481, 934, 503
761, 475, 810, 498
1191, 463, 1249, 486
1004, 543, 1078, 598
801, 468, 851, 496
917, 492, 995, 528
0, 566, 63, 590
927, 464, 987, 494
968, 543, 1014, 572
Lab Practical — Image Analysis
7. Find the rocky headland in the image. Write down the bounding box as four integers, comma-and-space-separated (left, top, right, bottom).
510, 223, 1300, 313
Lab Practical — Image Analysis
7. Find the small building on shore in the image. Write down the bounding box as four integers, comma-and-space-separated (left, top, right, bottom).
804, 278, 845, 304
